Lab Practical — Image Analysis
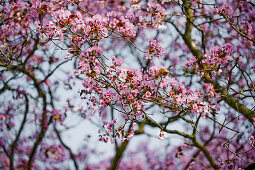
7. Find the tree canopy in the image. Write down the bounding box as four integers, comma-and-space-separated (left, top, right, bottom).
0, 0, 255, 169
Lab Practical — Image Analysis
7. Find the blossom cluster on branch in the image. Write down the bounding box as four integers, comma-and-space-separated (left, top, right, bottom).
0, 0, 255, 169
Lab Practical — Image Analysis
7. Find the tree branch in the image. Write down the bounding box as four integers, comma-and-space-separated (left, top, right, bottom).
55, 127, 79, 170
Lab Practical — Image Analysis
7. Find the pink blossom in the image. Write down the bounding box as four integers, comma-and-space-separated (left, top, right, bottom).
158, 130, 166, 139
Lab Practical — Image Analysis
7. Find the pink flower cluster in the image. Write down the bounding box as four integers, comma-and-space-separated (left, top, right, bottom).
147, 2, 167, 29
76, 44, 215, 140
36, 8, 137, 44
107, 11, 136, 37
249, 135, 255, 148
185, 56, 197, 68
146, 40, 165, 60
216, 4, 234, 18
36, 20, 64, 40
99, 120, 136, 143
0, 0, 35, 54
185, 43, 234, 76
53, 9, 71, 21
204, 83, 215, 98
207, 43, 234, 64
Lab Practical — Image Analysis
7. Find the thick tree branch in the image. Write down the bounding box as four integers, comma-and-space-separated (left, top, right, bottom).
144, 115, 218, 169
10, 94, 29, 170
110, 140, 129, 170
110, 122, 134, 170
1, 63, 50, 169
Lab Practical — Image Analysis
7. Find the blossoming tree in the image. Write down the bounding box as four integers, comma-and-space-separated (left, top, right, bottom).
0, 0, 255, 169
